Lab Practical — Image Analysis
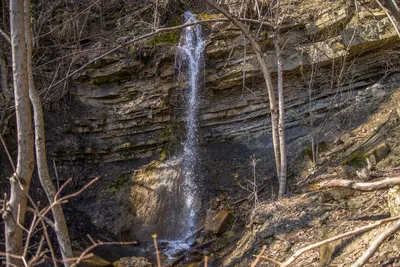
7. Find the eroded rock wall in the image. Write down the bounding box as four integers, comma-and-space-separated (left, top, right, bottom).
47, 1, 400, 241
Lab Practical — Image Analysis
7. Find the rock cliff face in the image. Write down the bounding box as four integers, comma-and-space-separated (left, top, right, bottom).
47, 1, 400, 241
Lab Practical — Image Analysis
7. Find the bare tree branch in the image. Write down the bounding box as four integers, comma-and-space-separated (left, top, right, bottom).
251, 245, 267, 267
351, 219, 400, 267
0, 27, 10, 43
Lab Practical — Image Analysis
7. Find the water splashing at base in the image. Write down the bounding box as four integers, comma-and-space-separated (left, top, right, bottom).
162, 11, 204, 255
178, 10, 205, 239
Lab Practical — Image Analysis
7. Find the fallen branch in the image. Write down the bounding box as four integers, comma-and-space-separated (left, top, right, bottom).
351, 218, 400, 267
251, 245, 267, 267
255, 216, 400, 266
167, 255, 184, 267
68, 239, 137, 267
314, 177, 400, 191
191, 238, 218, 250
185, 226, 205, 241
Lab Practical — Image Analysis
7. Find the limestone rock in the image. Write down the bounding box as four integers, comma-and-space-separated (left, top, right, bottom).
366, 143, 390, 165
112, 257, 152, 267
340, 165, 357, 179
373, 143, 390, 163
321, 188, 355, 202
48, 0, 400, 245
205, 210, 230, 234
388, 186, 400, 217
74, 252, 112, 267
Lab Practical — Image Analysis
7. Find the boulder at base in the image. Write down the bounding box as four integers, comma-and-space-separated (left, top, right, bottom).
74, 252, 112, 267
205, 209, 230, 234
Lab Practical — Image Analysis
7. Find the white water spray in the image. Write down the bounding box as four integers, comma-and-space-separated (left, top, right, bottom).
178, 11, 205, 238
162, 12, 204, 257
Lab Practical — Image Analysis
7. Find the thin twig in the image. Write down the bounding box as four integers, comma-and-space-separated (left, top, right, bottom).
251, 245, 267, 267
0, 134, 16, 172
0, 27, 10, 44
352, 219, 400, 267
68, 241, 137, 267
152, 234, 161, 267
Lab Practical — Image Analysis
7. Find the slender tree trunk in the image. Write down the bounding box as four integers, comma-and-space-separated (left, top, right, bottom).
24, 0, 73, 265
4, 0, 34, 265
273, 11, 287, 197
204, 0, 281, 180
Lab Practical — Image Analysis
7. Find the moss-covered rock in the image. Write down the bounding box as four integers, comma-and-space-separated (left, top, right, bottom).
146, 31, 180, 46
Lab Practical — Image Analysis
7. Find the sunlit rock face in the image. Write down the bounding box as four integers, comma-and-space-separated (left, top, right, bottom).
47, 1, 400, 241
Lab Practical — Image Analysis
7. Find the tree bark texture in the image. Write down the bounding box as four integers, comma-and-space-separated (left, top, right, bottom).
5, 0, 34, 265
24, 0, 74, 265
273, 0, 287, 197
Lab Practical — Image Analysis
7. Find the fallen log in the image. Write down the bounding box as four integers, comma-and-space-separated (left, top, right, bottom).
313, 177, 400, 191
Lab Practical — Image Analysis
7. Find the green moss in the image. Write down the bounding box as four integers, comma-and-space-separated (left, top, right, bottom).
92, 79, 111, 86
113, 173, 130, 191
303, 141, 330, 160
197, 13, 223, 20
159, 148, 167, 161
168, 17, 183, 27
122, 142, 133, 148
129, 44, 136, 54
343, 152, 366, 167
146, 31, 180, 46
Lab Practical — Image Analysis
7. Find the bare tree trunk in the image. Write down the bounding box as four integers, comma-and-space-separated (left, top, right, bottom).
204, 0, 281, 181
273, 0, 287, 197
4, 0, 34, 265
23, 0, 73, 265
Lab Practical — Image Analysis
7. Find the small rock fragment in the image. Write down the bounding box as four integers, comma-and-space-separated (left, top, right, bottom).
113, 256, 152, 267
388, 186, 400, 217
205, 209, 230, 234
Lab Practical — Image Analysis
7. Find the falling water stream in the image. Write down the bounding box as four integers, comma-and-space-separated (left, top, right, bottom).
179, 10, 205, 238
163, 11, 205, 256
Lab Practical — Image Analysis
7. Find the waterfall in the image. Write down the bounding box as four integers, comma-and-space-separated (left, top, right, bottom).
177, 11, 204, 239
